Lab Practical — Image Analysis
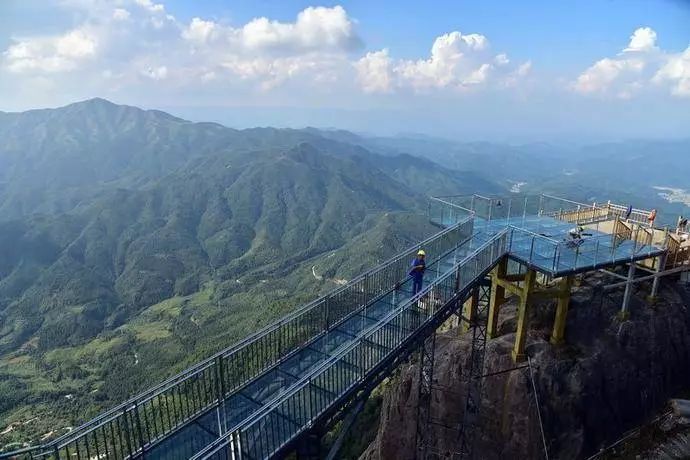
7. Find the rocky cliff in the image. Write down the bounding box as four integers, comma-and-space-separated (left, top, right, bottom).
361, 273, 690, 459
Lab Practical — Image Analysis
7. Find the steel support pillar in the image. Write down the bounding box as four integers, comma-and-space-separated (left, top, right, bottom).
620, 263, 636, 319
459, 280, 492, 459
487, 257, 508, 338
648, 253, 667, 303
512, 269, 536, 363
415, 331, 437, 457
550, 276, 573, 345
462, 286, 480, 332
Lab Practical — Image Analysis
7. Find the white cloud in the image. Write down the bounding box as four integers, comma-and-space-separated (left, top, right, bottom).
653, 46, 690, 96
182, 18, 218, 45
573, 26, 689, 98
134, 0, 165, 14
356, 31, 528, 93
4, 28, 97, 73
181, 6, 360, 55
175, 6, 361, 87
0, 2, 528, 106
573, 57, 645, 94
356, 49, 393, 93
142, 65, 167, 80
624, 27, 658, 53
113, 8, 131, 21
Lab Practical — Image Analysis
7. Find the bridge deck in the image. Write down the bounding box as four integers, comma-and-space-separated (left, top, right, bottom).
147, 234, 482, 459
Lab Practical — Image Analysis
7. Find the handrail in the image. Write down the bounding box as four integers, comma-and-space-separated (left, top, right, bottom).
540, 193, 591, 209
429, 196, 474, 215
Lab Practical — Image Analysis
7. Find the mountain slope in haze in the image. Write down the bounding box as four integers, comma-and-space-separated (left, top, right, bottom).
0, 99, 501, 447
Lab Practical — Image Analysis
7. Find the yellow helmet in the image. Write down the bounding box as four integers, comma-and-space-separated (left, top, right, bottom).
417, 249, 426, 256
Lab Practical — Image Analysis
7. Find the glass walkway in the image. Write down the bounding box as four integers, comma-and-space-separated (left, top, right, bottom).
1, 194, 665, 460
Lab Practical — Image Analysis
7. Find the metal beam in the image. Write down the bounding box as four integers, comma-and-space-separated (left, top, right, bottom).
620, 264, 636, 318
604, 263, 689, 290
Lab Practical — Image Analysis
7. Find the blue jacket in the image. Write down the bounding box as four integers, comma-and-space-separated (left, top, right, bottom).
409, 257, 426, 279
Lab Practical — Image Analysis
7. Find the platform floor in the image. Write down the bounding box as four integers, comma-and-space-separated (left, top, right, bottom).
437, 214, 664, 276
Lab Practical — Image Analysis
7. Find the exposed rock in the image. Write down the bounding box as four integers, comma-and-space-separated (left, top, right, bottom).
362, 274, 690, 459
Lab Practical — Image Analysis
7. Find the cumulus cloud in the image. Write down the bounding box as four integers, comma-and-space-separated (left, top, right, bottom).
0, 1, 533, 107
356, 31, 529, 93
182, 17, 218, 45
112, 8, 131, 21
181, 6, 361, 54
356, 49, 393, 93
2, 2, 362, 93
652, 46, 690, 96
4, 28, 97, 72
573, 26, 689, 98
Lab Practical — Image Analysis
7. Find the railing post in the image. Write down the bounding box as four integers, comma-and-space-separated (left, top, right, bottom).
523, 195, 528, 224
324, 297, 330, 330
538, 194, 544, 215
529, 236, 535, 264
555, 243, 561, 271
594, 239, 599, 267
215, 355, 228, 434
134, 402, 146, 457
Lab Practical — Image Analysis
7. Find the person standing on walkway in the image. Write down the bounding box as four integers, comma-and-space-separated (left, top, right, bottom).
624, 204, 633, 222
409, 250, 426, 295
647, 209, 657, 227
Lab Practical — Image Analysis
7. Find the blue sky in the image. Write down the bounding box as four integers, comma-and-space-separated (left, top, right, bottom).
1, 0, 689, 141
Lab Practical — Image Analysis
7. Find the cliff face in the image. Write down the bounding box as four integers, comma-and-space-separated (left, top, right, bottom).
362, 274, 690, 459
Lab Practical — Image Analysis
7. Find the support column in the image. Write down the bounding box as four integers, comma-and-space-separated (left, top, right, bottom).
550, 276, 573, 345
462, 286, 480, 332
512, 269, 536, 363
647, 252, 667, 304
487, 257, 508, 338
620, 263, 636, 319
415, 332, 436, 456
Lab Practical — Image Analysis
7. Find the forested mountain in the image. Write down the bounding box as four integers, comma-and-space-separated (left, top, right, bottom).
0, 99, 500, 448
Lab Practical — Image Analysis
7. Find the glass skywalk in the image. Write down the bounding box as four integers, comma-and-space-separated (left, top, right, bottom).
2, 194, 664, 460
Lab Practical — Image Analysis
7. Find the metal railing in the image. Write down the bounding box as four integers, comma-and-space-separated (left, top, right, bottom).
1, 218, 475, 460
430, 194, 663, 276
193, 230, 510, 460
505, 225, 661, 275
606, 202, 653, 225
